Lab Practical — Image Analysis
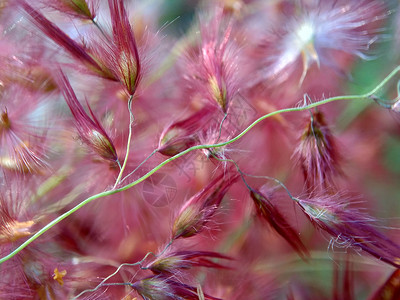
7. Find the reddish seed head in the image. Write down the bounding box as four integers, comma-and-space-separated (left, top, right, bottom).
172, 172, 238, 240
19, 1, 116, 80
183, 6, 241, 113
293, 111, 341, 194
297, 194, 400, 268
158, 106, 215, 156
250, 189, 308, 259
58, 71, 119, 163
108, 0, 141, 96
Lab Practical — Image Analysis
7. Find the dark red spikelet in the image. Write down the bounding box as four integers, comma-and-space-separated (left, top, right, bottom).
297, 194, 400, 268
293, 111, 342, 194
158, 106, 215, 156
183, 6, 242, 113
19, 1, 115, 80
108, 0, 141, 95
58, 71, 118, 162
250, 189, 308, 259
172, 171, 239, 240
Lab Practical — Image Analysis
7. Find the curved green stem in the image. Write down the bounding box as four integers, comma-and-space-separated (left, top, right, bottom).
1, 66, 399, 265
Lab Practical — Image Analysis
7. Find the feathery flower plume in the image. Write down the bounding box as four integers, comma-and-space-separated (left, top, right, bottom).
107, 0, 141, 96
183, 6, 241, 113
145, 250, 231, 275
292, 111, 341, 194
19, 1, 116, 80
259, 0, 386, 84
250, 189, 308, 258
296, 193, 400, 268
158, 106, 215, 156
131, 275, 221, 300
172, 172, 238, 240
58, 71, 119, 163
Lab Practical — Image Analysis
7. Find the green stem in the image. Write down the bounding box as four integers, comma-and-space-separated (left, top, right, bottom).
113, 95, 134, 188
1, 66, 399, 265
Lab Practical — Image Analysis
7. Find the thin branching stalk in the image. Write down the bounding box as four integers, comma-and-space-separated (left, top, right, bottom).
73, 240, 173, 299
114, 95, 134, 188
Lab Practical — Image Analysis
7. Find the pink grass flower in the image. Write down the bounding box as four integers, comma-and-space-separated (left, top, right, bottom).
131, 275, 221, 300
250, 189, 308, 258
296, 193, 400, 268
183, 6, 242, 113
107, 0, 141, 96
292, 111, 341, 194
172, 172, 238, 240
145, 250, 232, 275
158, 106, 215, 156
258, 0, 387, 85
58, 71, 119, 163
19, 1, 116, 80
